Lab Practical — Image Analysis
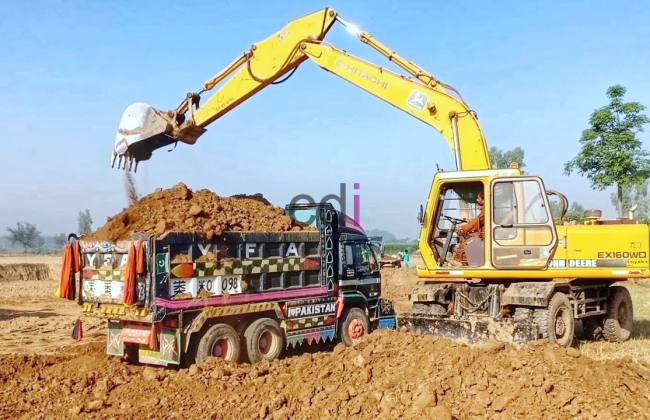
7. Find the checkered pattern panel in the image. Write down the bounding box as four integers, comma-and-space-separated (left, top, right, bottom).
87, 269, 126, 281
170, 257, 321, 278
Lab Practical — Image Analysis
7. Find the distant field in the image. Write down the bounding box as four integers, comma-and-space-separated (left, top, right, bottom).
382, 243, 418, 255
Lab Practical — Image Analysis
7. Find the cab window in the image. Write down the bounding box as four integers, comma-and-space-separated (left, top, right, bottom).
344, 243, 377, 270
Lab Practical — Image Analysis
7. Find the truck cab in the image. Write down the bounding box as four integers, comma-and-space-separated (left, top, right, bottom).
285, 203, 383, 303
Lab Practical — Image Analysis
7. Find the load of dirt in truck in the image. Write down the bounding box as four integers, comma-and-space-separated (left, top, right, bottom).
1, 330, 648, 419
82, 182, 317, 242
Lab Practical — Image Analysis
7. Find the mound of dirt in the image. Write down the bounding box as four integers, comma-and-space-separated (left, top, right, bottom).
380, 266, 420, 314
82, 183, 316, 242
1, 330, 649, 419
0, 264, 51, 281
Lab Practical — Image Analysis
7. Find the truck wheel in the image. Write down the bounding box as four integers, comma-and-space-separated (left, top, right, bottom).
340, 307, 370, 347
244, 318, 284, 364
195, 323, 241, 365
603, 286, 634, 342
536, 292, 574, 348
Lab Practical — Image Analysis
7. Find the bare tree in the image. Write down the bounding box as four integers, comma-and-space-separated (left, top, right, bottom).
6, 222, 44, 251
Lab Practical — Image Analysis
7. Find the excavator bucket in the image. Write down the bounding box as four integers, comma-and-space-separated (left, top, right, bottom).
112, 103, 179, 172
395, 313, 540, 345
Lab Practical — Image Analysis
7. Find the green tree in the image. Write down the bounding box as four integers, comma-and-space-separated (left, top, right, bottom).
563, 85, 650, 218
610, 180, 650, 222
78, 209, 93, 235
6, 222, 44, 251
549, 200, 585, 224
565, 202, 586, 224
489, 146, 526, 174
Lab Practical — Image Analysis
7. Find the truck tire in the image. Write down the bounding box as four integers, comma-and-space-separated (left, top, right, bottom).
536, 292, 574, 348
339, 307, 370, 347
195, 323, 241, 365
244, 318, 284, 364
603, 286, 634, 342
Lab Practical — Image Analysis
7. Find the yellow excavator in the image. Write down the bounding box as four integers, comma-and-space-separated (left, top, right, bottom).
111, 7, 644, 348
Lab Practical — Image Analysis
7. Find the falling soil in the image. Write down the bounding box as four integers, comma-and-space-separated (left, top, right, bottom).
81, 182, 316, 242
124, 172, 140, 206
1, 330, 650, 419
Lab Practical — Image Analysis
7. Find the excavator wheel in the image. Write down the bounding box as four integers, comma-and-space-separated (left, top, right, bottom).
534, 292, 574, 348
603, 286, 634, 342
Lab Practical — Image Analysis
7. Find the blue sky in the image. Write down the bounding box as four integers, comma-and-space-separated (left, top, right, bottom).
2, 0, 649, 239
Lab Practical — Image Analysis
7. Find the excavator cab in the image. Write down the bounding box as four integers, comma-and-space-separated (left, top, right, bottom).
419, 170, 559, 274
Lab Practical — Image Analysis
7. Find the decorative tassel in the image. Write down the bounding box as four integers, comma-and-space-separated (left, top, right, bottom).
58, 238, 82, 300
147, 322, 159, 351
71, 318, 83, 341
58, 244, 72, 299
123, 244, 137, 306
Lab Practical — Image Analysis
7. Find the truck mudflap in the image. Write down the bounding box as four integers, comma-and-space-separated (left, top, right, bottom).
395, 313, 540, 345
107, 321, 182, 366
373, 298, 397, 330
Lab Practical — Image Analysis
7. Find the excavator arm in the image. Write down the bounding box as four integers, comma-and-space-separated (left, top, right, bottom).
112, 7, 491, 172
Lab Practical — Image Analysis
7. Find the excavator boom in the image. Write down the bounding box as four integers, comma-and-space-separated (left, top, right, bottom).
111, 7, 491, 172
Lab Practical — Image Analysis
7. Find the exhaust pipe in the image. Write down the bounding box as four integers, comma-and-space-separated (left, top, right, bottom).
629, 204, 638, 221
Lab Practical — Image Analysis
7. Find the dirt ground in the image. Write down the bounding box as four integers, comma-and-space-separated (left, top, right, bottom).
3, 254, 650, 419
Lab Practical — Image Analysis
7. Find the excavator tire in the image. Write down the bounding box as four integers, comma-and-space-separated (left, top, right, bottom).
603, 286, 634, 342
534, 292, 574, 348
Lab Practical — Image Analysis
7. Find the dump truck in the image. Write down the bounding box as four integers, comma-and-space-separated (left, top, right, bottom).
108, 7, 639, 348
73, 203, 395, 366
